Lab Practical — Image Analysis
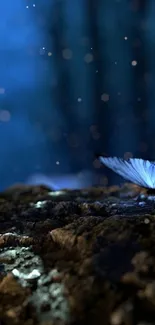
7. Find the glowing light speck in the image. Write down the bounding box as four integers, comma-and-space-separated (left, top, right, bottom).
0, 88, 5, 94
0, 110, 11, 122
49, 191, 65, 197
131, 60, 137, 66
84, 53, 93, 63
101, 93, 109, 102
62, 49, 73, 60
39, 47, 46, 55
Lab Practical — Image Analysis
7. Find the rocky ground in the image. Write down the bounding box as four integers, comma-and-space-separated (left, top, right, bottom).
1, 183, 155, 325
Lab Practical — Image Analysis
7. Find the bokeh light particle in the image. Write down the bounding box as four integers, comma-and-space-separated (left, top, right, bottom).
101, 93, 110, 102
0, 88, 5, 94
84, 53, 94, 63
62, 49, 73, 60
0, 110, 11, 122
131, 60, 137, 66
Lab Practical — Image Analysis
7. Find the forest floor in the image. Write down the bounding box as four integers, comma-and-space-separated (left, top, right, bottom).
0, 183, 155, 325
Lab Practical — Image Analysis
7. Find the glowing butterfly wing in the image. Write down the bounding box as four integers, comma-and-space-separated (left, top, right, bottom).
99, 157, 155, 188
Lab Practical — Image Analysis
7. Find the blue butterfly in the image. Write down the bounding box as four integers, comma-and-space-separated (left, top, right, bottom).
99, 156, 155, 189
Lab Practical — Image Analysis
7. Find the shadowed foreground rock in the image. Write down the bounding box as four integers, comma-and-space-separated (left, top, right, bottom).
0, 183, 155, 324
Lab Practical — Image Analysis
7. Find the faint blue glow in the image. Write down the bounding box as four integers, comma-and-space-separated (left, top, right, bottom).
26, 170, 92, 190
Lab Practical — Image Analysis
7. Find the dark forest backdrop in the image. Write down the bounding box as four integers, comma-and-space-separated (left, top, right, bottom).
0, 0, 155, 189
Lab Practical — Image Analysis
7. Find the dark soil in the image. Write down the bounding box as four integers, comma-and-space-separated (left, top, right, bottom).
0, 183, 155, 325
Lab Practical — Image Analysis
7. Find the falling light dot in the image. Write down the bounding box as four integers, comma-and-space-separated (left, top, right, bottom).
144, 218, 150, 224
115, 61, 117, 65
48, 52, 52, 56
0, 88, 5, 94
56, 161, 60, 165
84, 53, 93, 63
124, 152, 133, 160
90, 125, 97, 132
101, 93, 109, 102
62, 49, 73, 60
0, 110, 11, 122
92, 131, 100, 140
77, 97, 82, 102
39, 48, 46, 55
93, 159, 101, 169
131, 60, 137, 66
124, 36, 128, 40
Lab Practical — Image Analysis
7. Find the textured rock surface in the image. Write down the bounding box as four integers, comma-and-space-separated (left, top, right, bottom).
0, 183, 155, 324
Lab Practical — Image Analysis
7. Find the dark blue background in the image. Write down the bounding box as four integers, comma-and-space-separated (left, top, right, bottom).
0, 0, 154, 189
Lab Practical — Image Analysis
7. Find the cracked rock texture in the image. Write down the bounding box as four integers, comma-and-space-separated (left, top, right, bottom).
0, 183, 155, 324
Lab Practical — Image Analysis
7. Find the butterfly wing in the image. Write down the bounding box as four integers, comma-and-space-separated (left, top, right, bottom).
99, 156, 155, 188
